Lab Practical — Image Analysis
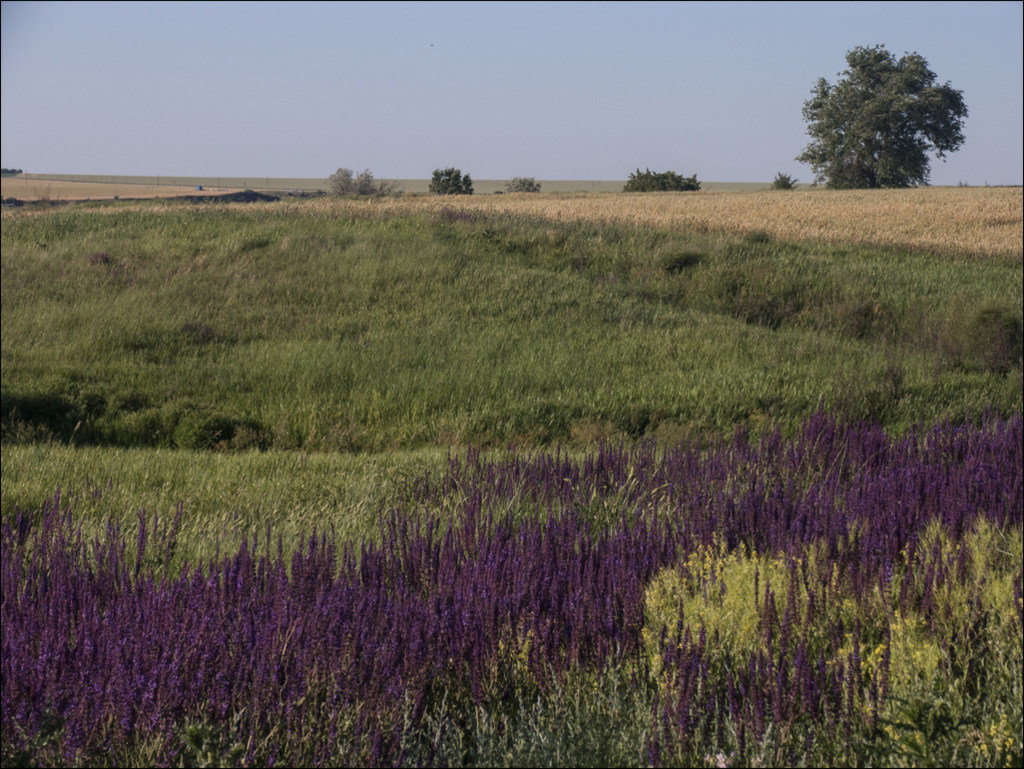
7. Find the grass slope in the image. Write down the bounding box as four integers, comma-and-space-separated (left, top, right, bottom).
2, 200, 1020, 452
1, 195, 1021, 542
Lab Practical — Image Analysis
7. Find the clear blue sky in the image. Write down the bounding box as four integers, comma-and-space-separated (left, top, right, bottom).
2, 1, 1021, 184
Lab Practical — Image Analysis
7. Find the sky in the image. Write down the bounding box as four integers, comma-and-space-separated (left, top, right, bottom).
1, 1, 1022, 185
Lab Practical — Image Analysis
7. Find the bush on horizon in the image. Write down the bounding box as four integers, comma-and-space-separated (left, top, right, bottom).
430, 167, 473, 195
623, 168, 700, 192
327, 167, 396, 197
505, 177, 542, 193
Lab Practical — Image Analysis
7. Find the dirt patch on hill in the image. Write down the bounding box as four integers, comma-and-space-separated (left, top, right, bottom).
2, 189, 281, 208
174, 190, 280, 203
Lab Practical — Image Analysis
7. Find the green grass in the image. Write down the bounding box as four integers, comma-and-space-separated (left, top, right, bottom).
2, 202, 1020, 455
0, 442, 447, 560
2, 198, 1021, 537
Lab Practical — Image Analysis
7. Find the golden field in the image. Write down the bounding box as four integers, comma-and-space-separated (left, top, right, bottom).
294, 186, 1023, 259
0, 177, 241, 201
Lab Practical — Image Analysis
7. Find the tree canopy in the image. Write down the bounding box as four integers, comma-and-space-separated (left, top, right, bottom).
623, 169, 700, 192
328, 168, 395, 197
430, 167, 473, 195
797, 45, 967, 188
506, 176, 542, 193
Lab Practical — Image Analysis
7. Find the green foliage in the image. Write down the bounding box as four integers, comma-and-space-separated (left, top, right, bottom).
0, 442, 444, 563
865, 520, 1024, 768
659, 250, 703, 274
797, 45, 967, 188
771, 172, 798, 190
173, 411, 263, 450
505, 177, 542, 193
623, 168, 700, 192
642, 541, 787, 675
643, 533, 874, 676
1, 168, 23, 177
430, 167, 474, 195
179, 716, 247, 768
327, 167, 396, 197
743, 230, 772, 244
708, 263, 814, 329
1, 712, 63, 768
398, 661, 656, 768
967, 303, 1023, 374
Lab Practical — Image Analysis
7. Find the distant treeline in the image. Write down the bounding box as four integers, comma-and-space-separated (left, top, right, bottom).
1, 168, 24, 177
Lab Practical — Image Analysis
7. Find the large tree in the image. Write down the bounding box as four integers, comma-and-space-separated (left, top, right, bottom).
797, 45, 967, 188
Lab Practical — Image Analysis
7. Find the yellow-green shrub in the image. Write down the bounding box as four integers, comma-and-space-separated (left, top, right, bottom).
641, 539, 791, 678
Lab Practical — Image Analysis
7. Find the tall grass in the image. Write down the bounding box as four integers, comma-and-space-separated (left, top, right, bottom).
3, 200, 1020, 458
0, 443, 448, 560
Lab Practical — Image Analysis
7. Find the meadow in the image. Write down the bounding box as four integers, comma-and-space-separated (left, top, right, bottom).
1, 188, 1022, 767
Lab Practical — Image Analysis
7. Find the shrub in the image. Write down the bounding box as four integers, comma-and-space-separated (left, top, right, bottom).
174, 412, 242, 450
327, 168, 355, 195
771, 172, 798, 190
327, 167, 395, 197
435, 205, 473, 223
660, 251, 703, 274
968, 303, 1023, 373
710, 265, 812, 330
642, 541, 789, 677
623, 168, 700, 192
430, 167, 473, 195
831, 296, 885, 339
179, 322, 221, 344
505, 177, 542, 193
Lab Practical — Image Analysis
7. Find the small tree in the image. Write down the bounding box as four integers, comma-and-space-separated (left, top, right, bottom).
771, 172, 798, 190
623, 169, 700, 192
430, 167, 473, 195
328, 168, 355, 195
328, 167, 395, 197
354, 169, 395, 196
506, 177, 541, 193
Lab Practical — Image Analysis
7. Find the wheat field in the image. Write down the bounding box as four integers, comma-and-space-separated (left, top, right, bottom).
281, 186, 1020, 259
0, 177, 242, 201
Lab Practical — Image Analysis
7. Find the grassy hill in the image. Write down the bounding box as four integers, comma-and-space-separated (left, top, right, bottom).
2, 196, 1019, 452
1, 190, 1020, 537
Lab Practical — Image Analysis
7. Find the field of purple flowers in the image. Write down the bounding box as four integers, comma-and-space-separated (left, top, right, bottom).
3, 412, 1022, 767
